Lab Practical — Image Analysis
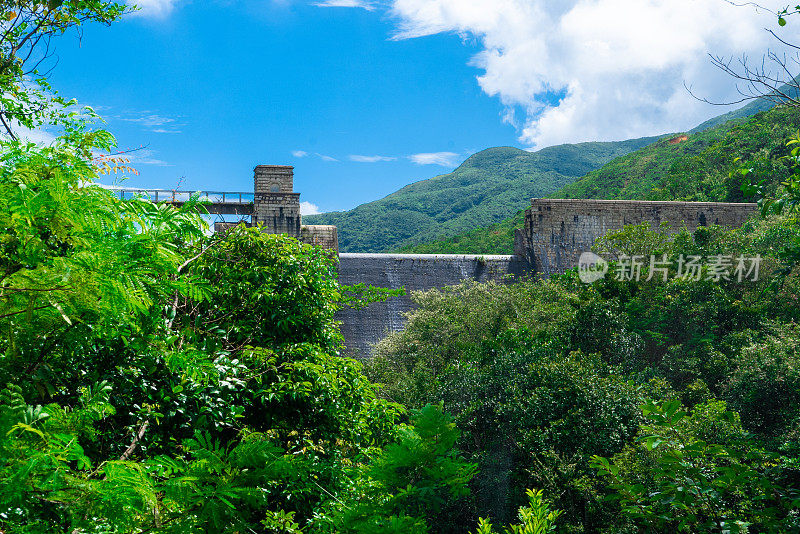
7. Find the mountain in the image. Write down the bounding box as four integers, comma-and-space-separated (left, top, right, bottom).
400, 100, 796, 255
556, 104, 800, 201
395, 210, 525, 255
304, 138, 660, 252
688, 98, 775, 133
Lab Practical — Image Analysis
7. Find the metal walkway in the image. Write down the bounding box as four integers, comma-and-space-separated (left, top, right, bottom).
105, 187, 254, 216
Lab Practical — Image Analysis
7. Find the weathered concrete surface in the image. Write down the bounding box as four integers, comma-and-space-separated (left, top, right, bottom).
337, 253, 529, 359
301, 225, 339, 253
515, 198, 758, 275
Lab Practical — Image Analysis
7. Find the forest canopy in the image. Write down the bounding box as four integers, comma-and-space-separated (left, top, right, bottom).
3, 2, 800, 533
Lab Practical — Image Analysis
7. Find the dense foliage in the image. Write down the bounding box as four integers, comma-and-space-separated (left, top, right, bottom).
368, 212, 800, 532
0, 4, 483, 532
0, 128, 502, 532
305, 139, 659, 252
6, 3, 800, 533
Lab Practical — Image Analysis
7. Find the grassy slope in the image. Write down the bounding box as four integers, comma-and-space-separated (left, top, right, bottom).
401, 103, 800, 254
304, 138, 659, 252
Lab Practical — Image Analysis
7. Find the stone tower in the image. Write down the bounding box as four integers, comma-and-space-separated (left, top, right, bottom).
252, 165, 301, 237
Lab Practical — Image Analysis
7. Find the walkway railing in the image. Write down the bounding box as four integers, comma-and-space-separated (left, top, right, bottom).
105, 187, 254, 204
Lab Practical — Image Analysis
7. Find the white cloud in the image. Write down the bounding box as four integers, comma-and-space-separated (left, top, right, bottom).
389, 0, 789, 147
137, 157, 173, 166
349, 154, 397, 162
408, 151, 460, 166
300, 201, 322, 215
128, 0, 181, 18
105, 148, 173, 167
292, 150, 309, 158
316, 153, 339, 162
314, 0, 376, 10
118, 112, 182, 133
120, 114, 175, 127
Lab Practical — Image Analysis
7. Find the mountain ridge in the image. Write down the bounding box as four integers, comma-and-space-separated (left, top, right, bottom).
304, 137, 661, 252
399, 101, 795, 254
307, 97, 782, 253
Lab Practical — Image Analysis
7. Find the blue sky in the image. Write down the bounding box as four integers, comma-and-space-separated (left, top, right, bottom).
50, 2, 523, 213
46, 0, 790, 213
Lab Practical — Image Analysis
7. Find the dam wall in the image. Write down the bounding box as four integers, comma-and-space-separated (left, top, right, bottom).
337, 253, 529, 359
514, 198, 758, 275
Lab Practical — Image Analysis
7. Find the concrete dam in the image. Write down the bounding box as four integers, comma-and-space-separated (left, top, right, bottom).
125, 165, 758, 359
337, 198, 757, 358
337, 254, 530, 358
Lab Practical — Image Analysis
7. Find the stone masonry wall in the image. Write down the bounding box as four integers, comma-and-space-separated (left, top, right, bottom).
337, 253, 530, 359
252, 192, 301, 237
301, 225, 339, 253
514, 198, 758, 274
252, 166, 301, 238
254, 165, 294, 193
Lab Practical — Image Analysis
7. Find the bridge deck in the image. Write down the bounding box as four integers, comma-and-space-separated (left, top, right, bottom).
105, 187, 254, 216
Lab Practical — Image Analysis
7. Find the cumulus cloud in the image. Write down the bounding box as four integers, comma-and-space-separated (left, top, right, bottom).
409, 151, 460, 166
292, 150, 309, 158
128, 0, 181, 18
349, 154, 397, 162
314, 0, 376, 10
300, 201, 322, 215
389, 0, 788, 147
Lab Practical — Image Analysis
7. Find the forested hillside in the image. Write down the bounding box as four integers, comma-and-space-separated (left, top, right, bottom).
688, 95, 775, 133
396, 211, 525, 255
304, 138, 659, 252
557, 105, 800, 201
402, 103, 797, 254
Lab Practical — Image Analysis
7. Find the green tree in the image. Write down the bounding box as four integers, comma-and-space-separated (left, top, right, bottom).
592, 399, 800, 533
473, 490, 561, 534
322, 404, 477, 534
0, 1, 129, 138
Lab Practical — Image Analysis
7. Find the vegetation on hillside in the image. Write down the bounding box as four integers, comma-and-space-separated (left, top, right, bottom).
557, 104, 800, 202
396, 211, 525, 255
304, 138, 659, 252
688, 95, 775, 133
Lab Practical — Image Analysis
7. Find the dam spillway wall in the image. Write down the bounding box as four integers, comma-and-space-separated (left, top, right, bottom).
337, 253, 530, 359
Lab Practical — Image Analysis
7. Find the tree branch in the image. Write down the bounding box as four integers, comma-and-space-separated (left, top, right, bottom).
119, 420, 149, 462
